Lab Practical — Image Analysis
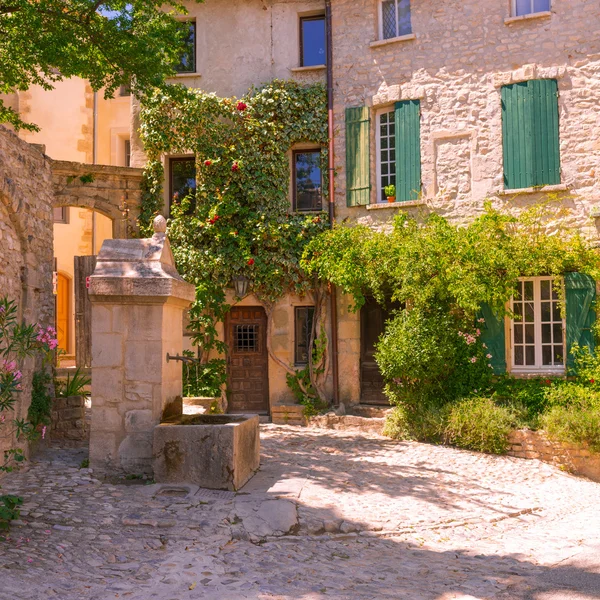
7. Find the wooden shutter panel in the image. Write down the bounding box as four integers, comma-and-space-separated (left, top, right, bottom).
502, 79, 560, 189
565, 272, 596, 372
345, 106, 371, 207
394, 100, 421, 202
478, 304, 507, 374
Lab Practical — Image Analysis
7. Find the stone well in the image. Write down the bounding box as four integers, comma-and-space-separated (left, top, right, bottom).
153, 414, 260, 491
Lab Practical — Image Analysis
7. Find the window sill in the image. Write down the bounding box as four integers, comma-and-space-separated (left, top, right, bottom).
510, 369, 566, 378
172, 72, 201, 78
504, 11, 552, 25
369, 33, 416, 49
366, 200, 424, 210
290, 65, 327, 73
498, 183, 568, 196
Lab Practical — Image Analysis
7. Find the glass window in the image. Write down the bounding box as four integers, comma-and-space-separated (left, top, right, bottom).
175, 21, 196, 73
295, 307, 315, 365
514, 0, 550, 17
53, 206, 69, 224
511, 277, 565, 372
293, 150, 323, 212
300, 16, 326, 67
124, 139, 131, 167
380, 0, 412, 40
169, 157, 196, 212
376, 110, 396, 203
118, 83, 131, 97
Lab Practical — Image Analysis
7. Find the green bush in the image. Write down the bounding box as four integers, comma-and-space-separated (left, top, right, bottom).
443, 397, 516, 454
541, 383, 600, 452
382, 402, 447, 443
375, 308, 493, 407
27, 371, 52, 428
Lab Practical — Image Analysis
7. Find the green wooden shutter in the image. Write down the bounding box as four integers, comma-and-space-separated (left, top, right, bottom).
565, 272, 596, 372
345, 106, 371, 207
502, 79, 560, 189
478, 304, 507, 374
394, 100, 421, 202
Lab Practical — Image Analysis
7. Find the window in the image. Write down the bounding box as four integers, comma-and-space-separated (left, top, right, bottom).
513, 0, 550, 17
376, 109, 396, 203
175, 21, 196, 73
502, 79, 560, 189
379, 0, 412, 40
234, 325, 259, 353
300, 15, 326, 67
124, 139, 131, 167
118, 83, 131, 97
511, 277, 565, 372
295, 307, 315, 365
376, 101, 421, 203
169, 157, 196, 212
293, 150, 323, 211
53, 206, 69, 224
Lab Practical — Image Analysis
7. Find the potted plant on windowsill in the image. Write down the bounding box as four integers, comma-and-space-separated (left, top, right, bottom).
384, 184, 396, 203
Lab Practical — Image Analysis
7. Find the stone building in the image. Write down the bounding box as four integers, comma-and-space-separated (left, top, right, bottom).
331, 0, 600, 404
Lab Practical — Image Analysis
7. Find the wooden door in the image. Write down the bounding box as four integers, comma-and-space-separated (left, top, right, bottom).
227, 306, 269, 414
56, 273, 70, 354
360, 298, 393, 405
74, 255, 97, 368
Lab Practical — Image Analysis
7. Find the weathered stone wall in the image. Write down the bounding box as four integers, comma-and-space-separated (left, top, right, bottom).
52, 160, 143, 239
508, 429, 600, 483
0, 126, 54, 464
331, 0, 600, 404
51, 395, 88, 447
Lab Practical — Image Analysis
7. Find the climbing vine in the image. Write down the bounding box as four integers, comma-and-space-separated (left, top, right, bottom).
138, 80, 330, 401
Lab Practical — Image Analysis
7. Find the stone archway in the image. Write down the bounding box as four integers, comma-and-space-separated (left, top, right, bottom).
52, 160, 144, 239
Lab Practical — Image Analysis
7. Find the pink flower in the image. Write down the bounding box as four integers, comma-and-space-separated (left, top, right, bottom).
478, 318, 485, 323
470, 357, 477, 363
488, 364, 493, 368
486, 354, 492, 359
482, 343, 487, 349
476, 329, 481, 336
41, 426, 47, 440
0, 414, 5, 424
236, 101, 247, 111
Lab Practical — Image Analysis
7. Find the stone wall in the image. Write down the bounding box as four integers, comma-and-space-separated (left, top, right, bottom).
508, 429, 600, 483
51, 395, 88, 447
0, 126, 54, 464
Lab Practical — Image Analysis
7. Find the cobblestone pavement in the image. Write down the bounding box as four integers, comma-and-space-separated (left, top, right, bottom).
1, 424, 600, 599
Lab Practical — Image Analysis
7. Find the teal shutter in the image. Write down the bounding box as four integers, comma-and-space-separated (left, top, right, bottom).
502, 79, 560, 189
394, 100, 421, 201
565, 272, 596, 372
478, 304, 507, 374
345, 106, 371, 207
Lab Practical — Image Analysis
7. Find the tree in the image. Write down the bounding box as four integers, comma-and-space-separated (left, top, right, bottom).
0, 0, 199, 130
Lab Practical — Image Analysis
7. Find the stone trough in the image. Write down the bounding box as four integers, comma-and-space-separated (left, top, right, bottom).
153, 414, 260, 491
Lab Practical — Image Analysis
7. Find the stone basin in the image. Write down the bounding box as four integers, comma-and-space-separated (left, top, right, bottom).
152, 414, 260, 491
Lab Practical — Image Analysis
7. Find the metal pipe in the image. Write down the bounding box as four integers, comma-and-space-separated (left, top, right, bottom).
92, 90, 98, 165
325, 0, 340, 407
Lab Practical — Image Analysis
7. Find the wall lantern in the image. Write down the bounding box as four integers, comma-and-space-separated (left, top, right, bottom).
232, 275, 250, 299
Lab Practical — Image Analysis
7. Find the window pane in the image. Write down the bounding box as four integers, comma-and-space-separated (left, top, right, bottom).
542, 345, 552, 365
295, 151, 322, 211
398, 0, 412, 36
514, 303, 523, 319
526, 346, 535, 365
552, 302, 561, 322
295, 307, 315, 364
515, 346, 524, 365
541, 302, 550, 322
381, 0, 397, 39
554, 346, 564, 365
524, 280, 534, 300
53, 206, 68, 223
515, 0, 532, 16
553, 323, 563, 343
542, 323, 551, 344
378, 110, 396, 202
175, 22, 196, 73
540, 279, 550, 300
525, 324, 535, 344
514, 324, 523, 344
525, 302, 534, 322
301, 17, 326, 67
170, 158, 196, 210
533, 0, 550, 12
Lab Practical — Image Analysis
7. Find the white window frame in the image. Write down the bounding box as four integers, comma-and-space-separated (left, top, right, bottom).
378, 0, 412, 41
511, 0, 551, 18
510, 276, 566, 375
375, 107, 396, 204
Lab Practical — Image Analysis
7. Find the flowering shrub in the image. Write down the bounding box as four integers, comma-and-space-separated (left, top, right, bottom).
0, 297, 56, 530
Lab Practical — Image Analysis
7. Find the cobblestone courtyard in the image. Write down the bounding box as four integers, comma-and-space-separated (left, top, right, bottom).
1, 425, 600, 599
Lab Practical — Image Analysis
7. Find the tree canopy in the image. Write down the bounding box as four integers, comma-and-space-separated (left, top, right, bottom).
0, 0, 199, 130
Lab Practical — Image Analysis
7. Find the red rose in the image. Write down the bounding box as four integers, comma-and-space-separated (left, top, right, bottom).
231, 162, 239, 172
236, 101, 247, 111
545, 379, 551, 385
204, 160, 212, 166
591, 379, 596, 384
247, 258, 255, 266
213, 215, 219, 221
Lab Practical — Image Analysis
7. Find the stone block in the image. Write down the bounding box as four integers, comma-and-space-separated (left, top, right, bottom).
125, 341, 162, 383
92, 333, 123, 368
119, 432, 154, 474
153, 415, 260, 491
125, 409, 154, 433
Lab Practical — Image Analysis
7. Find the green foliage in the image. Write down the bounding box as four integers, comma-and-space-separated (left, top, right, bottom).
27, 371, 53, 428
0, 0, 200, 130
79, 458, 90, 469
182, 350, 225, 399
384, 184, 396, 198
139, 79, 329, 394
55, 368, 90, 398
443, 397, 516, 454
0, 494, 22, 531
542, 384, 600, 452
382, 403, 447, 443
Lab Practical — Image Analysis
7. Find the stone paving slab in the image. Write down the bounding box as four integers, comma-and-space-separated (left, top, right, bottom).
1, 425, 599, 599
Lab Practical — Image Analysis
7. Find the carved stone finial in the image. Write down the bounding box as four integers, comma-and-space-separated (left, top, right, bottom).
153, 215, 167, 233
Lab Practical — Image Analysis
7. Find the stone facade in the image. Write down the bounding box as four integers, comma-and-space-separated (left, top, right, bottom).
331, 0, 600, 405
50, 395, 87, 446
0, 126, 54, 464
508, 429, 600, 483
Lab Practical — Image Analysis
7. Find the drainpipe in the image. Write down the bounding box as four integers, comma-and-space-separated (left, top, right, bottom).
325, 0, 340, 407
92, 90, 98, 165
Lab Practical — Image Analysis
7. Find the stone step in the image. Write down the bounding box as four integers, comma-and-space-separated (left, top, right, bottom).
307, 413, 386, 435
348, 404, 392, 418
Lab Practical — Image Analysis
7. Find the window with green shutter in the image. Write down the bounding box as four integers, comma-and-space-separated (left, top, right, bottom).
345, 106, 371, 207
501, 79, 560, 190
478, 304, 507, 375
394, 100, 421, 202
565, 272, 596, 373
